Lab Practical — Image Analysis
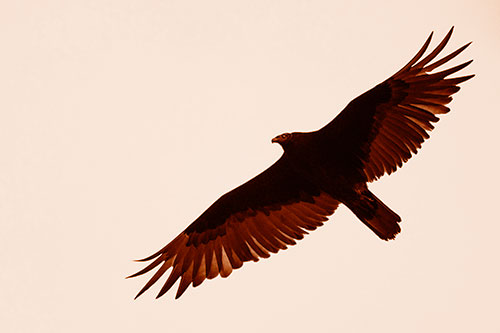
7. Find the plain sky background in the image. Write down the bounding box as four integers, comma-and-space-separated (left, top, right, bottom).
1, 1, 499, 332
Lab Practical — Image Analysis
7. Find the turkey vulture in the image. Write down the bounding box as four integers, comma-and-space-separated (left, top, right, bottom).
128, 27, 473, 299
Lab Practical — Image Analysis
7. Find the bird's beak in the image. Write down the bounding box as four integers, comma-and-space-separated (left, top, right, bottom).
271, 137, 278, 143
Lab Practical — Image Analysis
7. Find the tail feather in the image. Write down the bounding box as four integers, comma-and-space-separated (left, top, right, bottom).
347, 190, 401, 240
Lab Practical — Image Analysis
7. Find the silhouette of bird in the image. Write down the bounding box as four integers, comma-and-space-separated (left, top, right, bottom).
128, 27, 473, 299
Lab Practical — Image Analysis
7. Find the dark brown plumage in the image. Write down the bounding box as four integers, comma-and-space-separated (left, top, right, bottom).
128, 27, 473, 299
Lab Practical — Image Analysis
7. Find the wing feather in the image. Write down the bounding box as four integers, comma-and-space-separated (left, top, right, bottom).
192, 250, 206, 287
317, 27, 473, 181
129, 191, 339, 299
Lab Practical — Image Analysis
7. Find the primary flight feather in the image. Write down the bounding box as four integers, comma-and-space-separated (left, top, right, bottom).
128, 27, 473, 299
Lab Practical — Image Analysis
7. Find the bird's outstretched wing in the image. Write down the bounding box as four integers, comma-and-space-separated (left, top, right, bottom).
128, 157, 339, 299
316, 27, 474, 182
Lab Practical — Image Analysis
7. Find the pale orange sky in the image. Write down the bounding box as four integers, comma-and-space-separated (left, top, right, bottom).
1, 1, 499, 332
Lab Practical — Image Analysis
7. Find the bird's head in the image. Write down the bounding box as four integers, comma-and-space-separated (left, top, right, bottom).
271, 132, 292, 147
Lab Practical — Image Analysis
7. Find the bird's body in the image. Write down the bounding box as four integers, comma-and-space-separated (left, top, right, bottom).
129, 28, 473, 299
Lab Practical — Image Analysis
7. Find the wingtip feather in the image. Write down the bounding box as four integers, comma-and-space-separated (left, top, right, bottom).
393, 31, 434, 78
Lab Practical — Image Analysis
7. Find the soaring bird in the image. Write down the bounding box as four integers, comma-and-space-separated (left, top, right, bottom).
128, 27, 473, 299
